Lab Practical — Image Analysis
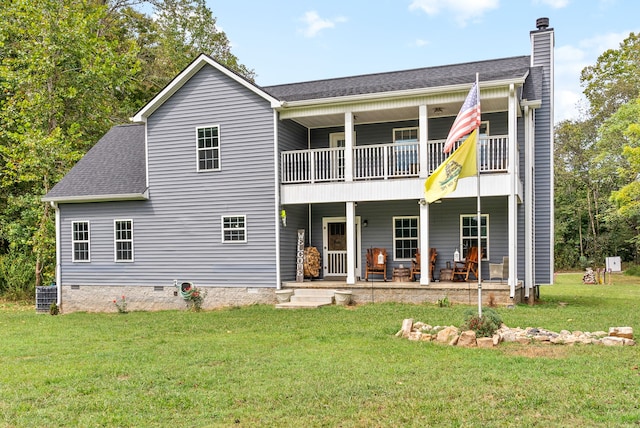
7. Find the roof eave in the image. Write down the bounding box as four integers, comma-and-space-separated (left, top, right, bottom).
277, 77, 528, 110
42, 191, 149, 204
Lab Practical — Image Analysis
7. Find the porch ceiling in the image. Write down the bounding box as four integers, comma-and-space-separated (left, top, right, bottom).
285, 98, 508, 128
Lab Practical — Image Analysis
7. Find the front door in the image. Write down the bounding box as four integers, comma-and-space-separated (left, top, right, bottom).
322, 217, 361, 278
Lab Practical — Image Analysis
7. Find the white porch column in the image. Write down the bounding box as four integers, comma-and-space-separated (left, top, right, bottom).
344, 111, 354, 182
508, 84, 518, 298
346, 201, 356, 284
419, 200, 430, 285
419, 105, 429, 178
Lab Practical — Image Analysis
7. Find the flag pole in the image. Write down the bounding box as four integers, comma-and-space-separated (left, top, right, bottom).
475, 73, 482, 318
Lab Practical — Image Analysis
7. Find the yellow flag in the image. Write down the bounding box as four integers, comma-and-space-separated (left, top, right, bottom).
424, 130, 478, 203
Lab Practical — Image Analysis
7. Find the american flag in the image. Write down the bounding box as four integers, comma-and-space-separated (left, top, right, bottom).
443, 81, 481, 153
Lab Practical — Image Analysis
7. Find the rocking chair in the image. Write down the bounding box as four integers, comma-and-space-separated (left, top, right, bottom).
452, 247, 479, 282
411, 248, 437, 281
365, 248, 387, 281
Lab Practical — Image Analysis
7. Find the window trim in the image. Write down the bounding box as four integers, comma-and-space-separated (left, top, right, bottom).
71, 221, 91, 263
459, 214, 489, 261
392, 216, 420, 261
195, 124, 221, 172
392, 127, 419, 143
114, 219, 134, 262
221, 215, 247, 243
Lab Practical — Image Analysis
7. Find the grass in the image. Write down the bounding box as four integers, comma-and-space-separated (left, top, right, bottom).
1, 273, 639, 427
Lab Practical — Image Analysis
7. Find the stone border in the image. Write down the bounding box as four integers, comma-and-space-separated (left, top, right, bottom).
397, 320, 636, 347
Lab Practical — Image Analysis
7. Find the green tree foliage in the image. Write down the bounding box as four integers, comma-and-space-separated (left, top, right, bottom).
581, 32, 640, 124
556, 32, 640, 268
0, 0, 252, 297
607, 99, 640, 258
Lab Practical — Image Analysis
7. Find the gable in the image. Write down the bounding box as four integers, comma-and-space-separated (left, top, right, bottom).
131, 54, 281, 122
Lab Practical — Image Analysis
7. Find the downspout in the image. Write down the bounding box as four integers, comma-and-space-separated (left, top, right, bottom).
524, 104, 534, 299
273, 110, 282, 290
50, 201, 61, 307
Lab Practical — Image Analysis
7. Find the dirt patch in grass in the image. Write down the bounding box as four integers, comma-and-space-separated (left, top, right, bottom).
499, 344, 570, 359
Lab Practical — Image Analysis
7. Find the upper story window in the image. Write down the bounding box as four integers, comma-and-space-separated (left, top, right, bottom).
196, 125, 220, 171
72, 221, 90, 262
393, 127, 419, 174
460, 214, 489, 260
114, 219, 134, 262
222, 215, 247, 243
393, 216, 419, 261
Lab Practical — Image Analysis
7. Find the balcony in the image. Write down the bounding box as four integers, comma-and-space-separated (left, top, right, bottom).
281, 135, 509, 184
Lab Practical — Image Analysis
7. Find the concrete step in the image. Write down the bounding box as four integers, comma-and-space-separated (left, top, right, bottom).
275, 301, 333, 309
290, 295, 333, 304
275, 288, 336, 309
291, 289, 336, 298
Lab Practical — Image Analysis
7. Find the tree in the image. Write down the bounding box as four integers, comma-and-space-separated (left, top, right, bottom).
555, 32, 640, 269
0, 0, 253, 297
607, 99, 640, 260
581, 32, 640, 124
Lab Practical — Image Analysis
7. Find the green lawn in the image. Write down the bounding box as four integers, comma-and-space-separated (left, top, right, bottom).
1, 273, 639, 427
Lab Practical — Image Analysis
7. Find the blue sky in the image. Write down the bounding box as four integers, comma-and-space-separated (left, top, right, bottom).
209, 0, 640, 122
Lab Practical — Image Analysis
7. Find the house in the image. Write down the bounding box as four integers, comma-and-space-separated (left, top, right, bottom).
43, 18, 554, 312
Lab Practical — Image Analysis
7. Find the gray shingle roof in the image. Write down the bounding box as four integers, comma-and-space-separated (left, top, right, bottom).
263, 56, 532, 102
523, 66, 543, 102
43, 124, 147, 202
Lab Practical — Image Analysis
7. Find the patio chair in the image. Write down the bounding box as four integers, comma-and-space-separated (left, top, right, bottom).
411, 248, 437, 281
365, 248, 387, 281
489, 256, 509, 283
452, 247, 479, 282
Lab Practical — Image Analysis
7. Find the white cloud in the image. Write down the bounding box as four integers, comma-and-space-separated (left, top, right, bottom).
533, 0, 569, 8
415, 39, 430, 47
409, 0, 499, 27
299, 11, 347, 38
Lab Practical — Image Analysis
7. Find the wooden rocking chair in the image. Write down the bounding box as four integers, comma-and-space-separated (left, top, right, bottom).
452, 247, 479, 282
411, 248, 437, 281
365, 248, 387, 281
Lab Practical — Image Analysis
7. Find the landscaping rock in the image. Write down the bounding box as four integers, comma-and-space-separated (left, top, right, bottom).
601, 336, 625, 346
477, 337, 494, 348
458, 330, 477, 347
436, 326, 459, 343
609, 327, 634, 339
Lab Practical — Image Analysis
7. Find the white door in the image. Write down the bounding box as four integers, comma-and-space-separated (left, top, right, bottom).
322, 216, 361, 278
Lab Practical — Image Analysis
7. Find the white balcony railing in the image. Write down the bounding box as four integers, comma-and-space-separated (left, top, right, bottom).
281, 136, 508, 184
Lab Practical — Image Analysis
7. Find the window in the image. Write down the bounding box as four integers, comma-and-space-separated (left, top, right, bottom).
72, 221, 90, 262
329, 132, 346, 179
479, 121, 490, 168
222, 215, 247, 243
114, 220, 134, 262
393, 216, 419, 260
196, 126, 220, 171
460, 214, 489, 260
393, 127, 419, 173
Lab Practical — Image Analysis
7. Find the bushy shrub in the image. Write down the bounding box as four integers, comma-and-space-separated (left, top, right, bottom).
624, 265, 640, 276
0, 251, 36, 300
461, 307, 502, 338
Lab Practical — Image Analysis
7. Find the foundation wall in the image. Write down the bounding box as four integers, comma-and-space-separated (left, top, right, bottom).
59, 285, 277, 313
58, 281, 524, 313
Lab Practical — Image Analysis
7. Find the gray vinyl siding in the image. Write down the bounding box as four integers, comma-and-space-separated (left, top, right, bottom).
277, 119, 310, 281
60, 64, 278, 288
531, 29, 554, 284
